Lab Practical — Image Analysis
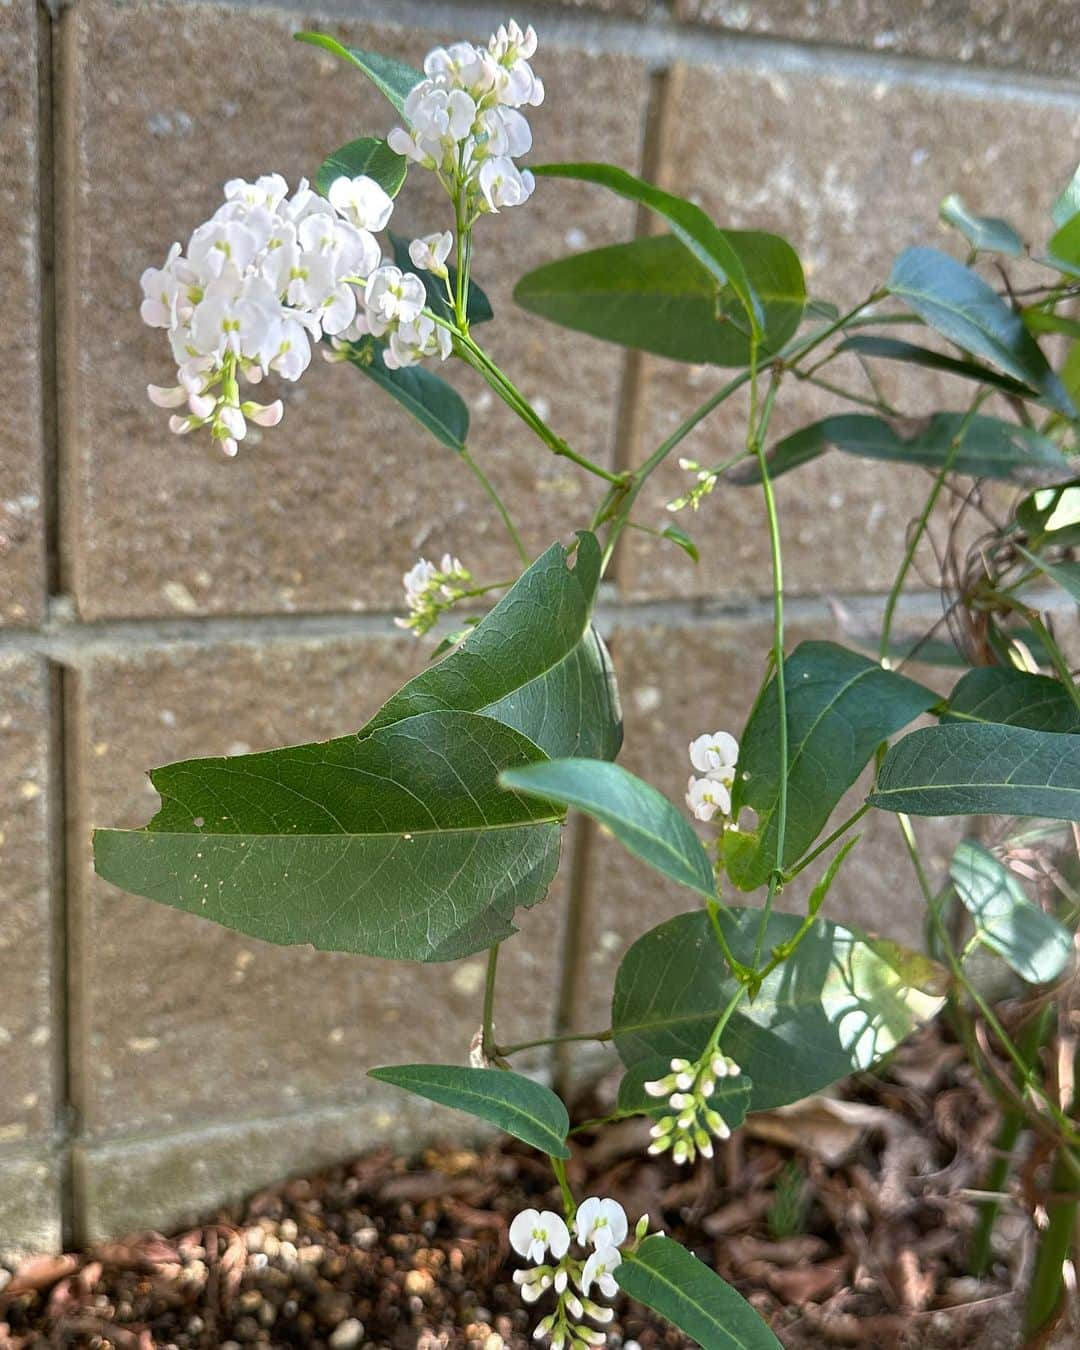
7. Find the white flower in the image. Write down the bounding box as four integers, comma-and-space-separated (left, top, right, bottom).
478, 156, 535, 212
573, 1197, 627, 1250
509, 1209, 571, 1266
689, 731, 738, 779
364, 265, 427, 333
327, 174, 394, 232
409, 230, 454, 277
579, 1245, 621, 1300
686, 775, 731, 823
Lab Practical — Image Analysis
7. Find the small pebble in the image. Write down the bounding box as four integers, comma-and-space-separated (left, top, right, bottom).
329, 1317, 364, 1349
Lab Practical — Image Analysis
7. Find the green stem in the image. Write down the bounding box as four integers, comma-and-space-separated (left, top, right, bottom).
970, 1008, 1053, 1277
482, 943, 500, 1064
879, 390, 990, 662
783, 290, 887, 373
455, 332, 625, 485
461, 448, 529, 566
550, 1156, 576, 1219
497, 1028, 613, 1057
600, 368, 756, 568
1025, 1144, 1079, 1338
794, 369, 900, 414
751, 366, 788, 969
706, 985, 748, 1057
782, 804, 871, 883
706, 896, 752, 983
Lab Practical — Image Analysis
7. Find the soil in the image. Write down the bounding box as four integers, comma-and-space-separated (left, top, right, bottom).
1, 1026, 1075, 1350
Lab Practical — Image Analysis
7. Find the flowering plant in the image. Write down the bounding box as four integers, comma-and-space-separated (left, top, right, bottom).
97, 19, 1080, 1346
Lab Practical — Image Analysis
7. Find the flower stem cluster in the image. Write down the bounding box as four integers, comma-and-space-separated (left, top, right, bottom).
388, 21, 542, 218
685, 730, 739, 824
667, 457, 719, 512
510, 1199, 642, 1348
645, 1051, 742, 1164
394, 554, 472, 636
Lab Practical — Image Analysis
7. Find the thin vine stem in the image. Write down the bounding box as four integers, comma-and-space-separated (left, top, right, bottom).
482, 943, 502, 1065
782, 803, 871, 883
462, 447, 529, 566
879, 390, 991, 662
497, 1028, 613, 1057
750, 365, 788, 970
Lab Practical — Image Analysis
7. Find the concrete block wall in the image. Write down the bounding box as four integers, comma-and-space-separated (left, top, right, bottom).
0, 0, 1076, 1255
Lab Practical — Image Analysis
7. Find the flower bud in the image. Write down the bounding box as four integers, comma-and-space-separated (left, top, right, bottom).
635, 1214, 650, 1241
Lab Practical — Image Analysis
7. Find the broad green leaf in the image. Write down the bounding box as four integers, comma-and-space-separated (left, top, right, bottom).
835, 335, 1039, 402
532, 163, 764, 333
940, 194, 1022, 256
314, 137, 407, 199
612, 909, 945, 1111
365, 533, 621, 762
499, 759, 716, 900
1016, 483, 1080, 549
662, 523, 699, 562
1052, 164, 1080, 228
616, 1235, 782, 1350
338, 335, 468, 452
725, 641, 937, 891
944, 667, 1080, 733
368, 1065, 571, 1157
870, 722, 1080, 820
389, 232, 493, 326
94, 710, 563, 964
950, 841, 1072, 984
735, 413, 1072, 486
514, 231, 804, 365
295, 33, 420, 116
617, 1058, 752, 1128
887, 247, 1074, 416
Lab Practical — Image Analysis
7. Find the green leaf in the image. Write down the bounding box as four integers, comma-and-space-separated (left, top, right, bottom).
834, 335, 1040, 403
887, 247, 1074, 416
939, 194, 1022, 256
1052, 164, 1080, 228
950, 841, 1072, 984
364, 533, 622, 762
870, 722, 1080, 820
662, 523, 699, 563
532, 163, 764, 333
1022, 309, 1080, 342
617, 1058, 752, 1128
337, 335, 468, 452
295, 33, 420, 116
389, 231, 493, 326
1016, 483, 1080, 549
725, 641, 937, 891
944, 667, 1080, 733
94, 710, 563, 964
1014, 543, 1080, 604
514, 231, 804, 365
1048, 214, 1080, 278
612, 909, 945, 1112
367, 1065, 571, 1157
499, 759, 716, 900
735, 413, 1072, 486
616, 1235, 782, 1350
314, 137, 407, 199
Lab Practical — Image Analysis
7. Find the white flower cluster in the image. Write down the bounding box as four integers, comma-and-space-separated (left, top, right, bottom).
510, 1198, 642, 1349
685, 730, 739, 824
389, 20, 542, 215
667, 457, 719, 513
140, 172, 392, 455
395, 553, 472, 636
140, 172, 455, 455
645, 1052, 742, 1165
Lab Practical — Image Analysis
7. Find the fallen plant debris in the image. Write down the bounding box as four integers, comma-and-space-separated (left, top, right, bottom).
1, 1026, 1075, 1349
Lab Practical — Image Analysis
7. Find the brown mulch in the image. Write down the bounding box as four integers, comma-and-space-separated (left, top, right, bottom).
0, 1026, 1074, 1350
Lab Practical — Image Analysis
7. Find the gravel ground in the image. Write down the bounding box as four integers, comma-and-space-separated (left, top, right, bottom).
1, 1028, 1075, 1349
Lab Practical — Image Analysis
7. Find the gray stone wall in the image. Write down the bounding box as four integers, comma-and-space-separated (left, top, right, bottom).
1, 0, 1076, 1255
